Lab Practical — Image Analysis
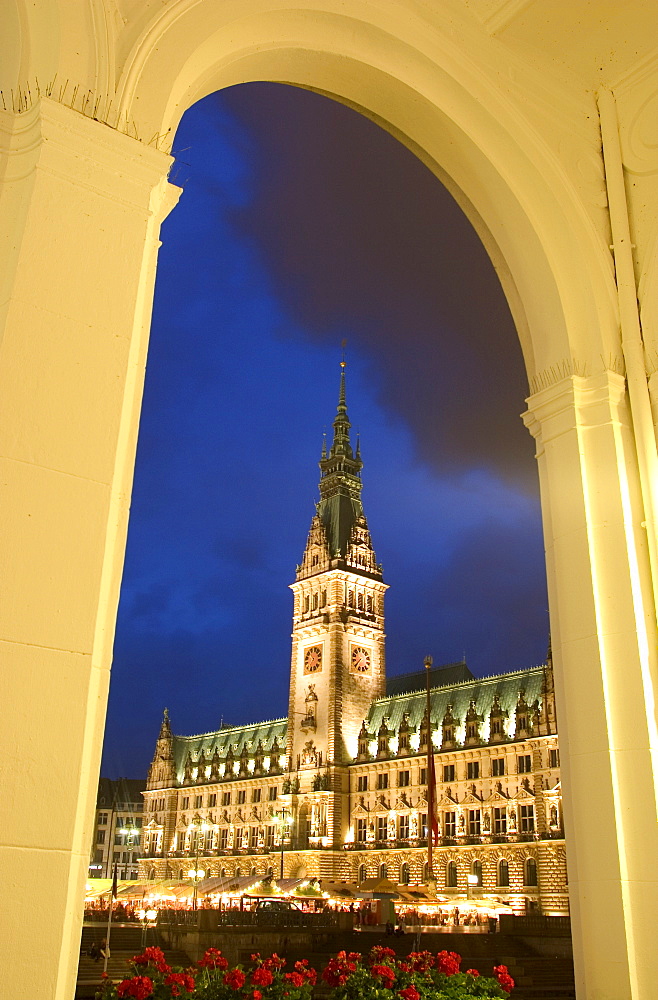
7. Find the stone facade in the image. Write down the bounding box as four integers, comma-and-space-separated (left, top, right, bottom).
89, 778, 144, 880
141, 370, 567, 914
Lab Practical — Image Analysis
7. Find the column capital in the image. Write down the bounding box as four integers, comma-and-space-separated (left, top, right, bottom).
522, 370, 627, 451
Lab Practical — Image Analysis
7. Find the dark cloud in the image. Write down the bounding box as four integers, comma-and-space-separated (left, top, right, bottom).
101, 87, 547, 779
216, 84, 536, 492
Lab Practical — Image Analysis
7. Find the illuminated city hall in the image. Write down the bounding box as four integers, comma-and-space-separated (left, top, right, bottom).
3, 4, 658, 1000
141, 369, 566, 914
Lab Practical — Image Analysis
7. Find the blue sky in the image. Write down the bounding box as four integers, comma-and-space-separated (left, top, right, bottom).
101, 86, 547, 778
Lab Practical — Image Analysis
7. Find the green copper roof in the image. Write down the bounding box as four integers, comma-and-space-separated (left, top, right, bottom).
366, 665, 547, 743
171, 718, 288, 783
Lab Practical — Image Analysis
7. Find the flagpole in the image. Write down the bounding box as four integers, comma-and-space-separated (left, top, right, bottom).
424, 655, 435, 892
103, 863, 118, 975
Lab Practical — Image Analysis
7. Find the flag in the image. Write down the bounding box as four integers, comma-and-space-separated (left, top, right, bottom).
111, 863, 118, 899
427, 753, 439, 846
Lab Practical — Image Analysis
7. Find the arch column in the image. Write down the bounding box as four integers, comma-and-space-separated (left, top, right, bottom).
524, 371, 658, 1000
0, 98, 177, 999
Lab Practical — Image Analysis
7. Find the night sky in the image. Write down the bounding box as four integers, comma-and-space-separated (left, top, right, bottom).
101, 84, 548, 780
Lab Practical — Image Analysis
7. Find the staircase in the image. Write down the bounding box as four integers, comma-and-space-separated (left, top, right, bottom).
76, 924, 191, 998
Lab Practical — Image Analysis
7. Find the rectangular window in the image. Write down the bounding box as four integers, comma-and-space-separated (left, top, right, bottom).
398, 770, 410, 787
96, 830, 106, 844
443, 811, 456, 837
268, 786, 278, 800
357, 775, 368, 792
517, 754, 532, 774
252, 788, 261, 803
492, 758, 505, 777
265, 825, 275, 848
377, 816, 388, 841
467, 761, 480, 780
249, 827, 259, 848
98, 813, 108, 825
493, 807, 507, 835
520, 804, 535, 833
398, 814, 410, 839
419, 767, 427, 786
376, 773, 389, 790
356, 818, 367, 843
114, 833, 122, 845
222, 792, 231, 806
208, 793, 217, 807
549, 748, 560, 768
113, 851, 120, 862
219, 829, 228, 850
491, 719, 502, 735
467, 809, 481, 836
237, 790, 246, 804
443, 764, 455, 782
194, 795, 203, 808
181, 796, 190, 810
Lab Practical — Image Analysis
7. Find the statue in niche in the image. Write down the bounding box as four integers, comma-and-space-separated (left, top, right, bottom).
301, 740, 318, 767
301, 685, 318, 731
484, 813, 491, 832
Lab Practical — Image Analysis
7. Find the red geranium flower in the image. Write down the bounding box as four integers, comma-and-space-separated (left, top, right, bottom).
117, 975, 154, 1000
371, 964, 396, 985
164, 972, 196, 995
224, 969, 247, 989
252, 967, 274, 987
466, 969, 480, 977
253, 991, 262, 1000
198, 948, 229, 970
398, 986, 420, 1000
436, 951, 461, 976
493, 965, 515, 993
284, 971, 305, 987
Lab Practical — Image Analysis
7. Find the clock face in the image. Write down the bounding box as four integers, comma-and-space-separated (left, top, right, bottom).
351, 645, 371, 673
304, 645, 322, 674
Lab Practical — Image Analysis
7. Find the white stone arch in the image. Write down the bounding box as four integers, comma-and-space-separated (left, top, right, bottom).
115, 3, 619, 381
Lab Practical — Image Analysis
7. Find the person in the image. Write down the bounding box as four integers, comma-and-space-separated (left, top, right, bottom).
99, 938, 110, 962
88, 941, 100, 961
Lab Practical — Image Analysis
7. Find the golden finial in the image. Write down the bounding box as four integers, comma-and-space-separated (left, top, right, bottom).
340, 338, 347, 369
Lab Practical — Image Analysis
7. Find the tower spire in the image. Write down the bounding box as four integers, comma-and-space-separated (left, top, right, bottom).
297, 351, 380, 578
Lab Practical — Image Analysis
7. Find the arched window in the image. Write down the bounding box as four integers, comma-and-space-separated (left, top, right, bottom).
234, 866, 241, 877
220, 867, 227, 878
358, 863, 367, 884
251, 866, 258, 876
445, 861, 458, 888
265, 866, 273, 878
178, 868, 184, 880
471, 859, 483, 886
525, 857, 538, 886
497, 859, 509, 887
379, 863, 388, 879
400, 862, 410, 885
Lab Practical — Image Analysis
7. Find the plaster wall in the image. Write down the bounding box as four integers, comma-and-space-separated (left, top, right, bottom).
2, 3, 658, 998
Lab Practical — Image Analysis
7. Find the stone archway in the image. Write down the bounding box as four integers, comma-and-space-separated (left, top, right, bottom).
2, 5, 658, 999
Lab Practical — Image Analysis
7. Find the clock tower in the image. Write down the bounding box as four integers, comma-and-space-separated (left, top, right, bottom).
287, 362, 387, 862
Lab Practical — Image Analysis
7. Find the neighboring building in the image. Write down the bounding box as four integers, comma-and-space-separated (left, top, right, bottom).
89, 778, 144, 880
141, 367, 566, 914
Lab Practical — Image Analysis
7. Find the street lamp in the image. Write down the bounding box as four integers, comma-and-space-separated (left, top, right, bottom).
137, 907, 157, 949
187, 815, 208, 910
278, 810, 292, 879
119, 824, 138, 878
